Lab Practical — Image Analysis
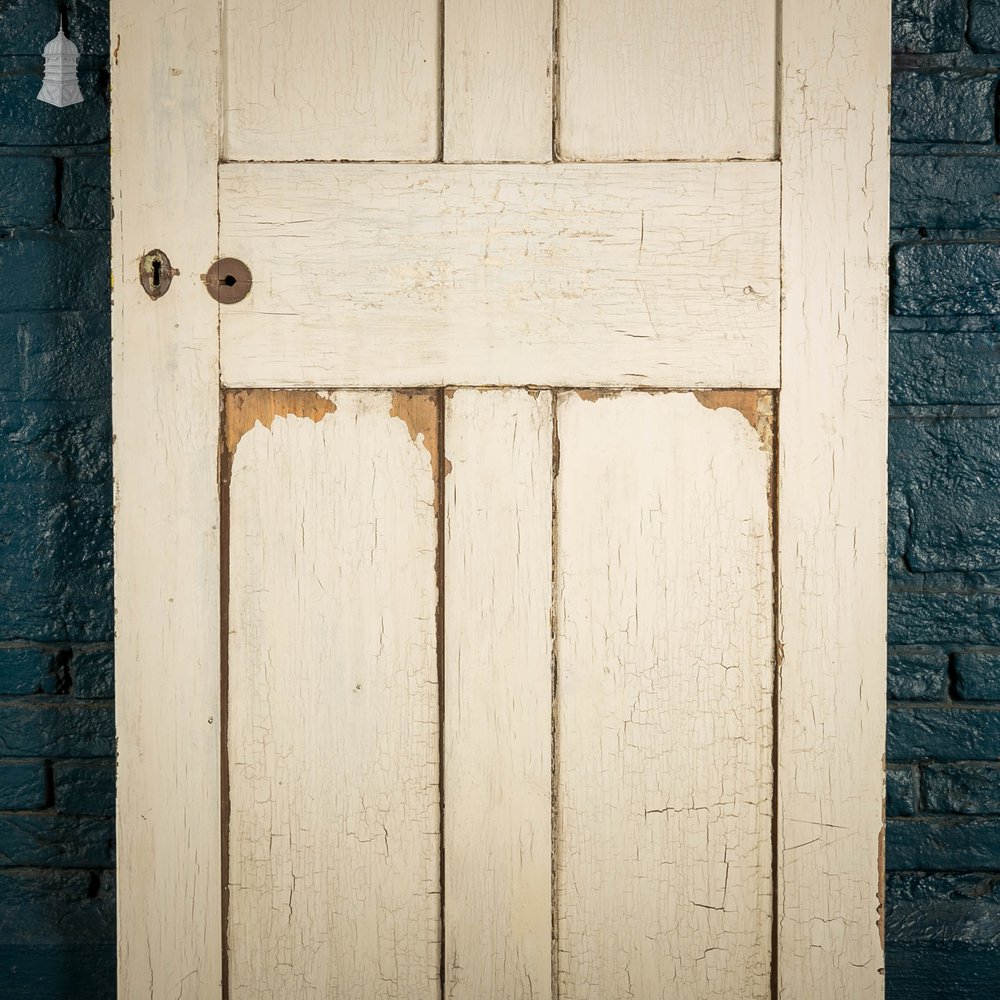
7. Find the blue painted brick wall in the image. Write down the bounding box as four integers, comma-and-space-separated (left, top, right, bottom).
0, 1, 114, 997
890, 0, 1000, 992
1, 0, 998, 996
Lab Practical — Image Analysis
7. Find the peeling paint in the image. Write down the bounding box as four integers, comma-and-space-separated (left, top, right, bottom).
693, 389, 773, 451
224, 389, 336, 455
390, 390, 440, 467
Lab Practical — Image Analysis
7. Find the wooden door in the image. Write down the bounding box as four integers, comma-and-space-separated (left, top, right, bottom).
111, 1, 890, 998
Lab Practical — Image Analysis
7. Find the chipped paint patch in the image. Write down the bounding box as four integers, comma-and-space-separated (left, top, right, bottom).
572, 388, 623, 403
224, 389, 336, 455
390, 390, 440, 465
693, 389, 773, 450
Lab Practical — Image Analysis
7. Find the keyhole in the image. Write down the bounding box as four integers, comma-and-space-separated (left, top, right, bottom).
151, 258, 162, 288
223, 274, 236, 287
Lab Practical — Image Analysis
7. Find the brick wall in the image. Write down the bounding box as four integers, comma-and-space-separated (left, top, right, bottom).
0, 2, 115, 996
887, 0, 1000, 994
1, 0, 997, 997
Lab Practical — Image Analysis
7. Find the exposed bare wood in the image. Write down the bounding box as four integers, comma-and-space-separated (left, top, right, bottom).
224, 388, 336, 454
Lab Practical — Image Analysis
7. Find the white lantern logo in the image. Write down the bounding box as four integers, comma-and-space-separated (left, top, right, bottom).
37, 21, 84, 108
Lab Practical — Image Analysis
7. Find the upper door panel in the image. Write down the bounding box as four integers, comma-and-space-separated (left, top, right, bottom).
221, 0, 777, 163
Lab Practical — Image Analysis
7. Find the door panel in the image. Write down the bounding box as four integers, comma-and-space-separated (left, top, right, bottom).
558, 0, 777, 160
443, 389, 554, 1000
225, 390, 441, 999
223, 0, 440, 161
219, 162, 780, 388
555, 391, 774, 998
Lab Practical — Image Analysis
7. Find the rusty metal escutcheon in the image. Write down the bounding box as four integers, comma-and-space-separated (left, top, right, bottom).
138, 249, 178, 300
204, 258, 252, 304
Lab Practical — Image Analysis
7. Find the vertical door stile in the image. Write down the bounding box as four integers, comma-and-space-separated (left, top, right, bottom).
442, 389, 555, 1000
777, 0, 890, 995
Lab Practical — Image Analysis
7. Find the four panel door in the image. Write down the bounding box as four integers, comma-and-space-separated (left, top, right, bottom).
112, 0, 889, 996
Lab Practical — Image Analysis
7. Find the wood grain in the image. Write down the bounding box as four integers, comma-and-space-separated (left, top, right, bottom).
443, 389, 553, 1000
219, 162, 780, 388
226, 391, 441, 999
111, 0, 222, 994
444, 0, 553, 162
555, 391, 774, 1000
223, 0, 440, 161
557, 0, 776, 161
777, 0, 890, 994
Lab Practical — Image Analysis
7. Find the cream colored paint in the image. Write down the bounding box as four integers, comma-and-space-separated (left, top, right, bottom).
558, 0, 776, 160
443, 389, 553, 1000
219, 162, 780, 388
776, 0, 890, 994
111, 0, 222, 995
114, 0, 889, 993
444, 0, 553, 162
223, 0, 439, 161
555, 391, 775, 1000
226, 393, 440, 999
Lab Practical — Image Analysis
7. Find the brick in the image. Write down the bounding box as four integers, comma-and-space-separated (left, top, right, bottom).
0, 401, 111, 484
885, 943, 1000, 1000
0, 313, 110, 402
0, 648, 68, 696
925, 762, 1000, 812
971, 0, 1000, 52
0, 157, 55, 228
0, 813, 112, 867
894, 243, 1000, 316
891, 71, 996, 144
894, 0, 966, 53
888, 646, 950, 700
888, 706, 1000, 761
890, 329, 1000, 405
890, 416, 1000, 572
59, 156, 108, 229
0, 702, 113, 757
0, 945, 115, 1000
70, 648, 112, 700
889, 766, 919, 816
53, 761, 113, 815
888, 817, 1000, 869
954, 650, 1000, 700
0, 232, 109, 314
890, 590, 1000, 646
0, 761, 46, 810
891, 155, 1000, 231
0, 60, 107, 146
0, 869, 114, 945
888, 872, 1000, 944
0, 483, 113, 643
0, 0, 109, 57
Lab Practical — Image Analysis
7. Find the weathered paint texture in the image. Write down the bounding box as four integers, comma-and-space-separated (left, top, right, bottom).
0, 0, 992, 998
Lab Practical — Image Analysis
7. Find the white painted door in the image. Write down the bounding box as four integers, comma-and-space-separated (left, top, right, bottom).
111, 2, 890, 998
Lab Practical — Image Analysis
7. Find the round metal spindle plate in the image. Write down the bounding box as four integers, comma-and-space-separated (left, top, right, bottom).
205, 258, 252, 304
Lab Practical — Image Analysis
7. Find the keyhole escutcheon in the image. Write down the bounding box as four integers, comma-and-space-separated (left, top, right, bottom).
204, 258, 252, 304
